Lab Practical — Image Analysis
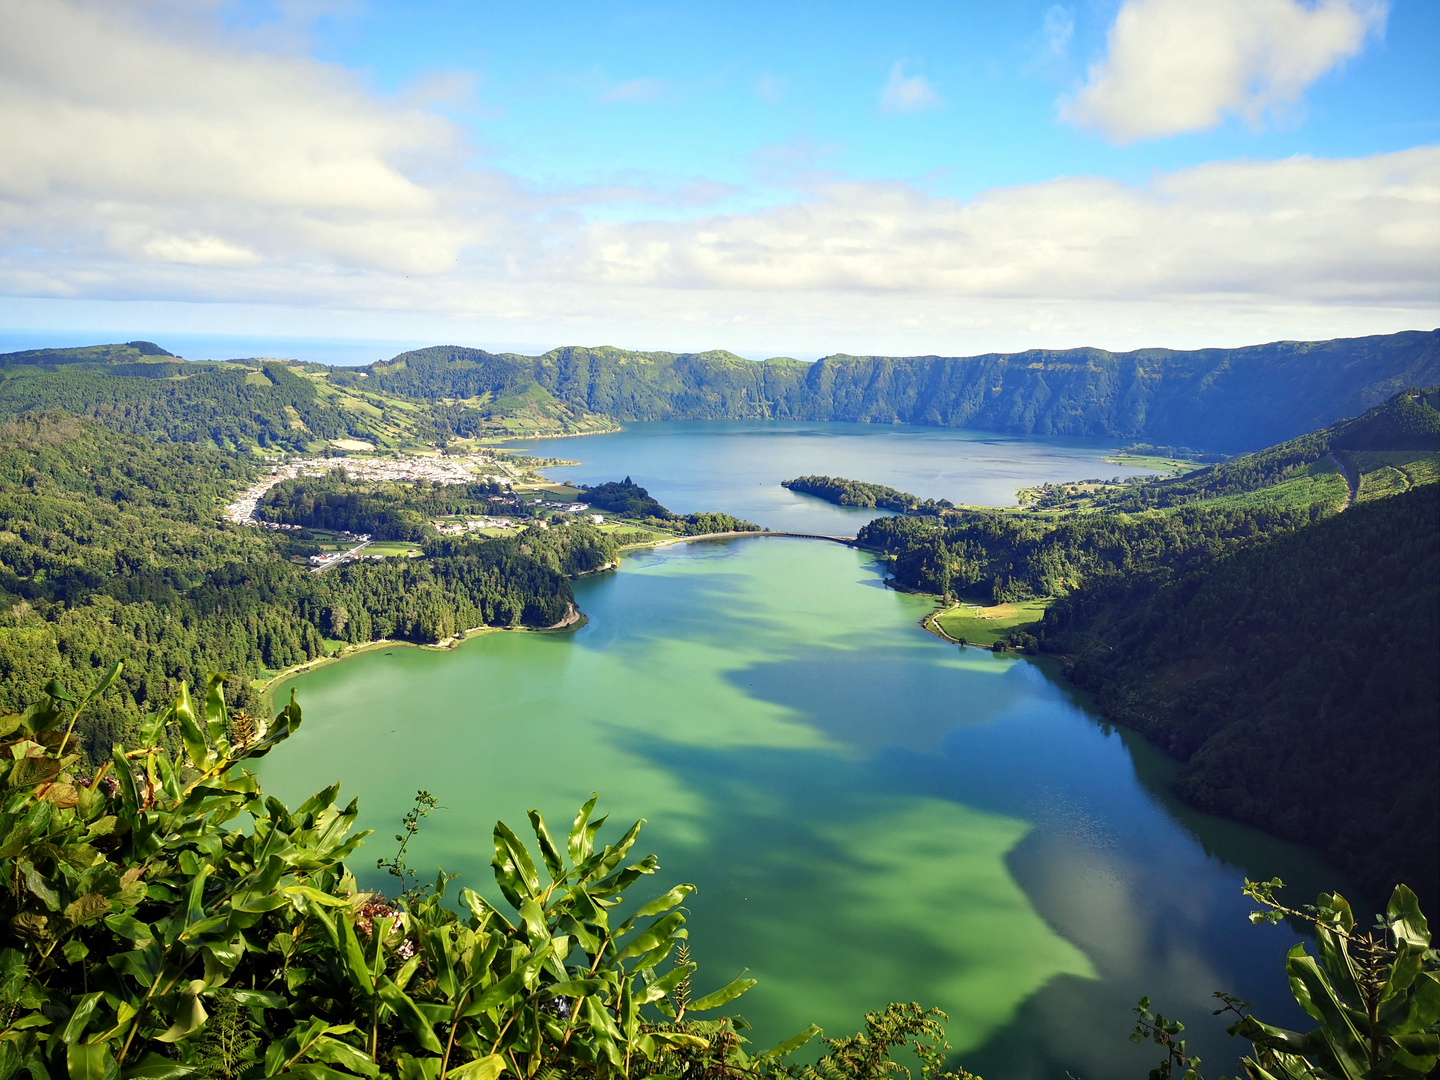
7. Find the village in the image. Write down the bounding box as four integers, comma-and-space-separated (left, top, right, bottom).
218, 450, 608, 572
221, 451, 516, 525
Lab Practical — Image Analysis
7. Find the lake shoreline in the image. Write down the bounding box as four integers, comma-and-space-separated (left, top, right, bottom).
257, 606, 589, 710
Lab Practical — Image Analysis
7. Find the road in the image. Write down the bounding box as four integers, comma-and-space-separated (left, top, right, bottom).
310, 539, 372, 574
1328, 451, 1359, 510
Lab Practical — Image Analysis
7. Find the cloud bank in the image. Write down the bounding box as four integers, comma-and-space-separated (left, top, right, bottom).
1062, 0, 1387, 142
0, 0, 1433, 355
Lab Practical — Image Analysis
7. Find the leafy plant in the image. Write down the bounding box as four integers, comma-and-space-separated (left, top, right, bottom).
0, 666, 862, 1080
1136, 879, 1438, 1080
1223, 879, 1440, 1080
376, 791, 440, 904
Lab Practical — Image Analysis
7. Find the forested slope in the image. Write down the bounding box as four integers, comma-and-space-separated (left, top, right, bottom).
0, 415, 615, 755
364, 329, 1439, 451
1043, 485, 1439, 908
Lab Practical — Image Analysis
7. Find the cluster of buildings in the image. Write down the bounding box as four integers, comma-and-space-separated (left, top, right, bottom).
221, 453, 510, 525
429, 505, 604, 536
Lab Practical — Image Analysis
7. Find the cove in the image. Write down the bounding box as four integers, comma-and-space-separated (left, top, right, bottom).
261, 538, 1348, 1079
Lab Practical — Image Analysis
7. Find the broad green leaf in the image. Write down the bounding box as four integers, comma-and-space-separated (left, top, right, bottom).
689, 975, 757, 1012
446, 1054, 505, 1080
308, 1035, 380, 1078
377, 977, 444, 1054
568, 794, 601, 865
61, 992, 105, 1044
80, 663, 123, 709
491, 821, 541, 907
638, 964, 693, 1005
394, 1057, 441, 1080
171, 684, 209, 772
278, 885, 351, 908
461, 972, 525, 1017
67, 1042, 113, 1080
527, 810, 565, 882
339, 917, 374, 997
758, 1024, 823, 1060
616, 912, 685, 960
618, 885, 695, 933
103, 914, 153, 946
155, 980, 208, 1043
121, 1054, 197, 1080
202, 674, 229, 757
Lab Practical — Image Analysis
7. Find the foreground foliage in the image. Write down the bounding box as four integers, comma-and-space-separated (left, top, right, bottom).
3, 664, 1437, 1080
1135, 879, 1440, 1080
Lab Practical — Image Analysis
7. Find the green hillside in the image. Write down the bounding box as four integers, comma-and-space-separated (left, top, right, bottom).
362, 329, 1439, 451
0, 344, 613, 452
1044, 484, 1439, 909
6, 330, 1435, 453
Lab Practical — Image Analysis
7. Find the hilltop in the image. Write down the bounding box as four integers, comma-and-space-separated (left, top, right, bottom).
0, 344, 615, 453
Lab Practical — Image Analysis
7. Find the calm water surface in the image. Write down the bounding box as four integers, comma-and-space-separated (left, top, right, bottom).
511, 421, 1165, 533
262, 426, 1348, 1078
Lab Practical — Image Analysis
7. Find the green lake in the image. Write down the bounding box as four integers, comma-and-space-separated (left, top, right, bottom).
263, 528, 1347, 1078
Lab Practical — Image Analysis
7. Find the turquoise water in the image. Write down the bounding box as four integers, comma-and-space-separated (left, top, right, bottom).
512, 420, 1165, 533
262, 529, 1346, 1078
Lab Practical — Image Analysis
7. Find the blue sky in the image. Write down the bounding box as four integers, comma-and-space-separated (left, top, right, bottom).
312, 0, 1438, 201
0, 0, 1436, 360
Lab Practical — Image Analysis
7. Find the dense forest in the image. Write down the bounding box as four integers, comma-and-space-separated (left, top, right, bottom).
849, 389, 1440, 906
0, 414, 615, 756
258, 471, 512, 541
859, 501, 1328, 602
1043, 484, 1439, 909
782, 475, 949, 513
364, 330, 1439, 452
580, 478, 762, 535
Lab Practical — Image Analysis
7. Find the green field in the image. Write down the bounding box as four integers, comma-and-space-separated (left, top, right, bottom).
930, 598, 1051, 647
1352, 450, 1440, 502
1102, 453, 1202, 475
364, 540, 424, 557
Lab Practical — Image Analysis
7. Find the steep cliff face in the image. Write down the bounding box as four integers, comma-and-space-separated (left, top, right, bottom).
365, 329, 1439, 451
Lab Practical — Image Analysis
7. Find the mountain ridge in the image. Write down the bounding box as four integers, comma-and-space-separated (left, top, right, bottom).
4, 328, 1437, 453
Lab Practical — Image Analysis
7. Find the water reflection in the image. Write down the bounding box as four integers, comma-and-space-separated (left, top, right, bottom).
263, 538, 1344, 1078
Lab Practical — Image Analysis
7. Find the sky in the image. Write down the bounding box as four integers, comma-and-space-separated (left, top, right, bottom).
0, 0, 1437, 362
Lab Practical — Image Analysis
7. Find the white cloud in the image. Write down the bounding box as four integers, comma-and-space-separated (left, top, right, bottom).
0, 0, 481, 274
0, 0, 1433, 356
879, 62, 942, 114
1061, 0, 1387, 142
552, 148, 1439, 308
